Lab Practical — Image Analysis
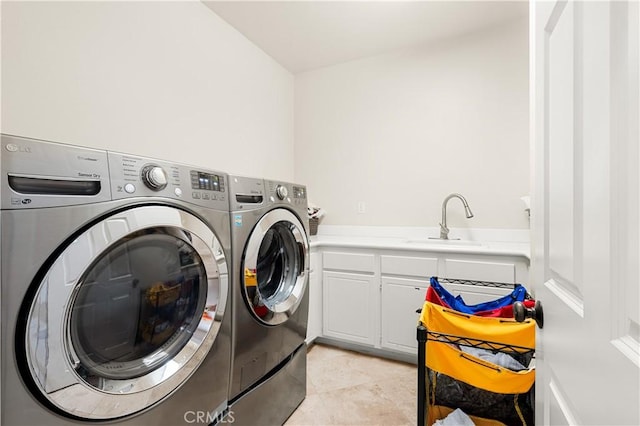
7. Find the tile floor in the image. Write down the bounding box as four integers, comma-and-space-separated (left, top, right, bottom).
284, 344, 417, 426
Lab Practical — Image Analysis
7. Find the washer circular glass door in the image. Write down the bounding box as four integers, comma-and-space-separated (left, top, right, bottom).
242, 208, 309, 325
24, 205, 228, 420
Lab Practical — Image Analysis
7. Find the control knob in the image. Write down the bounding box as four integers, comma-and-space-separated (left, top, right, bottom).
275, 185, 288, 200
141, 165, 168, 191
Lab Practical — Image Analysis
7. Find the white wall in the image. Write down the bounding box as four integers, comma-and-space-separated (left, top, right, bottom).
1, 1, 294, 181
295, 18, 529, 229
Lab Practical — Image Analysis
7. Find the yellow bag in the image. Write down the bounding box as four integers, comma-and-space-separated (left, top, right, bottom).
419, 301, 536, 426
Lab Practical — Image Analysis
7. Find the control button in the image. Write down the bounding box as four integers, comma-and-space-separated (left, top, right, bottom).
202, 193, 210, 200
124, 183, 136, 194
270, 196, 275, 202
212, 194, 217, 200
141, 164, 168, 191
192, 192, 201, 199
287, 197, 291, 203
276, 185, 288, 200
174, 188, 183, 197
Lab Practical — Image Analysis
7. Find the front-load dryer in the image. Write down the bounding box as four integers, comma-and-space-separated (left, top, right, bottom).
227, 176, 310, 425
0, 134, 232, 425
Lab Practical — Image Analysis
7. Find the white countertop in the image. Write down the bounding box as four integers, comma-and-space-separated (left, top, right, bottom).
308, 226, 531, 259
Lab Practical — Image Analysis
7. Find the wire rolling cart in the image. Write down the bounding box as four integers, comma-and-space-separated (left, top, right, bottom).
417, 277, 543, 426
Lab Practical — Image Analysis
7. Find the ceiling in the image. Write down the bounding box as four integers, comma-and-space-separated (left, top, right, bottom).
202, 1, 529, 74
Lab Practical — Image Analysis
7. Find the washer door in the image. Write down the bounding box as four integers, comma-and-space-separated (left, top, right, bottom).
242, 208, 309, 325
24, 205, 228, 420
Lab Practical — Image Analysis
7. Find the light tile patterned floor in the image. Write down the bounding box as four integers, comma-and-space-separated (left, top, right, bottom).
285, 344, 417, 426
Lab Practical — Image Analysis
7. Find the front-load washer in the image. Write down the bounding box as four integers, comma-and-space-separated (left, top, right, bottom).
1, 134, 232, 425
227, 176, 309, 425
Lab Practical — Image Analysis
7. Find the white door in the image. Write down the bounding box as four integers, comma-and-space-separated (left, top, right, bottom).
531, 1, 640, 424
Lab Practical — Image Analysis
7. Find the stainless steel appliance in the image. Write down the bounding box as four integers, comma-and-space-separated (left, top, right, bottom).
1, 134, 232, 425
227, 176, 310, 425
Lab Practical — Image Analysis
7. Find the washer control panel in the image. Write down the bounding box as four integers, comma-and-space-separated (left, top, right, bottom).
1, 134, 229, 211
108, 152, 228, 210
2, 134, 112, 209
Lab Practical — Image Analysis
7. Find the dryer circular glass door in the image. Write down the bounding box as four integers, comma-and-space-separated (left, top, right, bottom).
23, 205, 228, 420
242, 208, 309, 325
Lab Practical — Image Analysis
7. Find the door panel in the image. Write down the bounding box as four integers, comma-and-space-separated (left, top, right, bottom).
322, 271, 376, 345
381, 278, 427, 353
547, 1, 577, 292
610, 0, 640, 368
532, 1, 640, 424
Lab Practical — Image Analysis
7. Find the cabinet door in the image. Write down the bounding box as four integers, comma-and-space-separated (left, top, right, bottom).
322, 271, 377, 346
380, 255, 438, 278
306, 252, 322, 343
381, 277, 427, 354
442, 258, 516, 284
444, 281, 513, 305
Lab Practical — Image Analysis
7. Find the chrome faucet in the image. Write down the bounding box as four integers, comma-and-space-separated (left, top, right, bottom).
439, 193, 474, 239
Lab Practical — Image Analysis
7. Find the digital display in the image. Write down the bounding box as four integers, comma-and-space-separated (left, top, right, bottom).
293, 186, 306, 199
190, 171, 224, 192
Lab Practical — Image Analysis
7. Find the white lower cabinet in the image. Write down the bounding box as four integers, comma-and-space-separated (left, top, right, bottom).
381, 277, 428, 353
442, 258, 519, 284
440, 255, 529, 306
322, 271, 378, 346
315, 246, 530, 356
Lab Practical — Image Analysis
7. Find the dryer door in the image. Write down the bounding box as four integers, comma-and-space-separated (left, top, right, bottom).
23, 205, 228, 420
242, 208, 309, 325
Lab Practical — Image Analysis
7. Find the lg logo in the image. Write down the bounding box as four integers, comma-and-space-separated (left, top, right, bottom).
5, 144, 32, 153
10, 198, 32, 206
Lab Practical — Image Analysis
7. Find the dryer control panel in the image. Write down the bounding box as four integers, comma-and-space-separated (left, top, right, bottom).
265, 180, 307, 208
108, 152, 228, 211
228, 175, 264, 211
